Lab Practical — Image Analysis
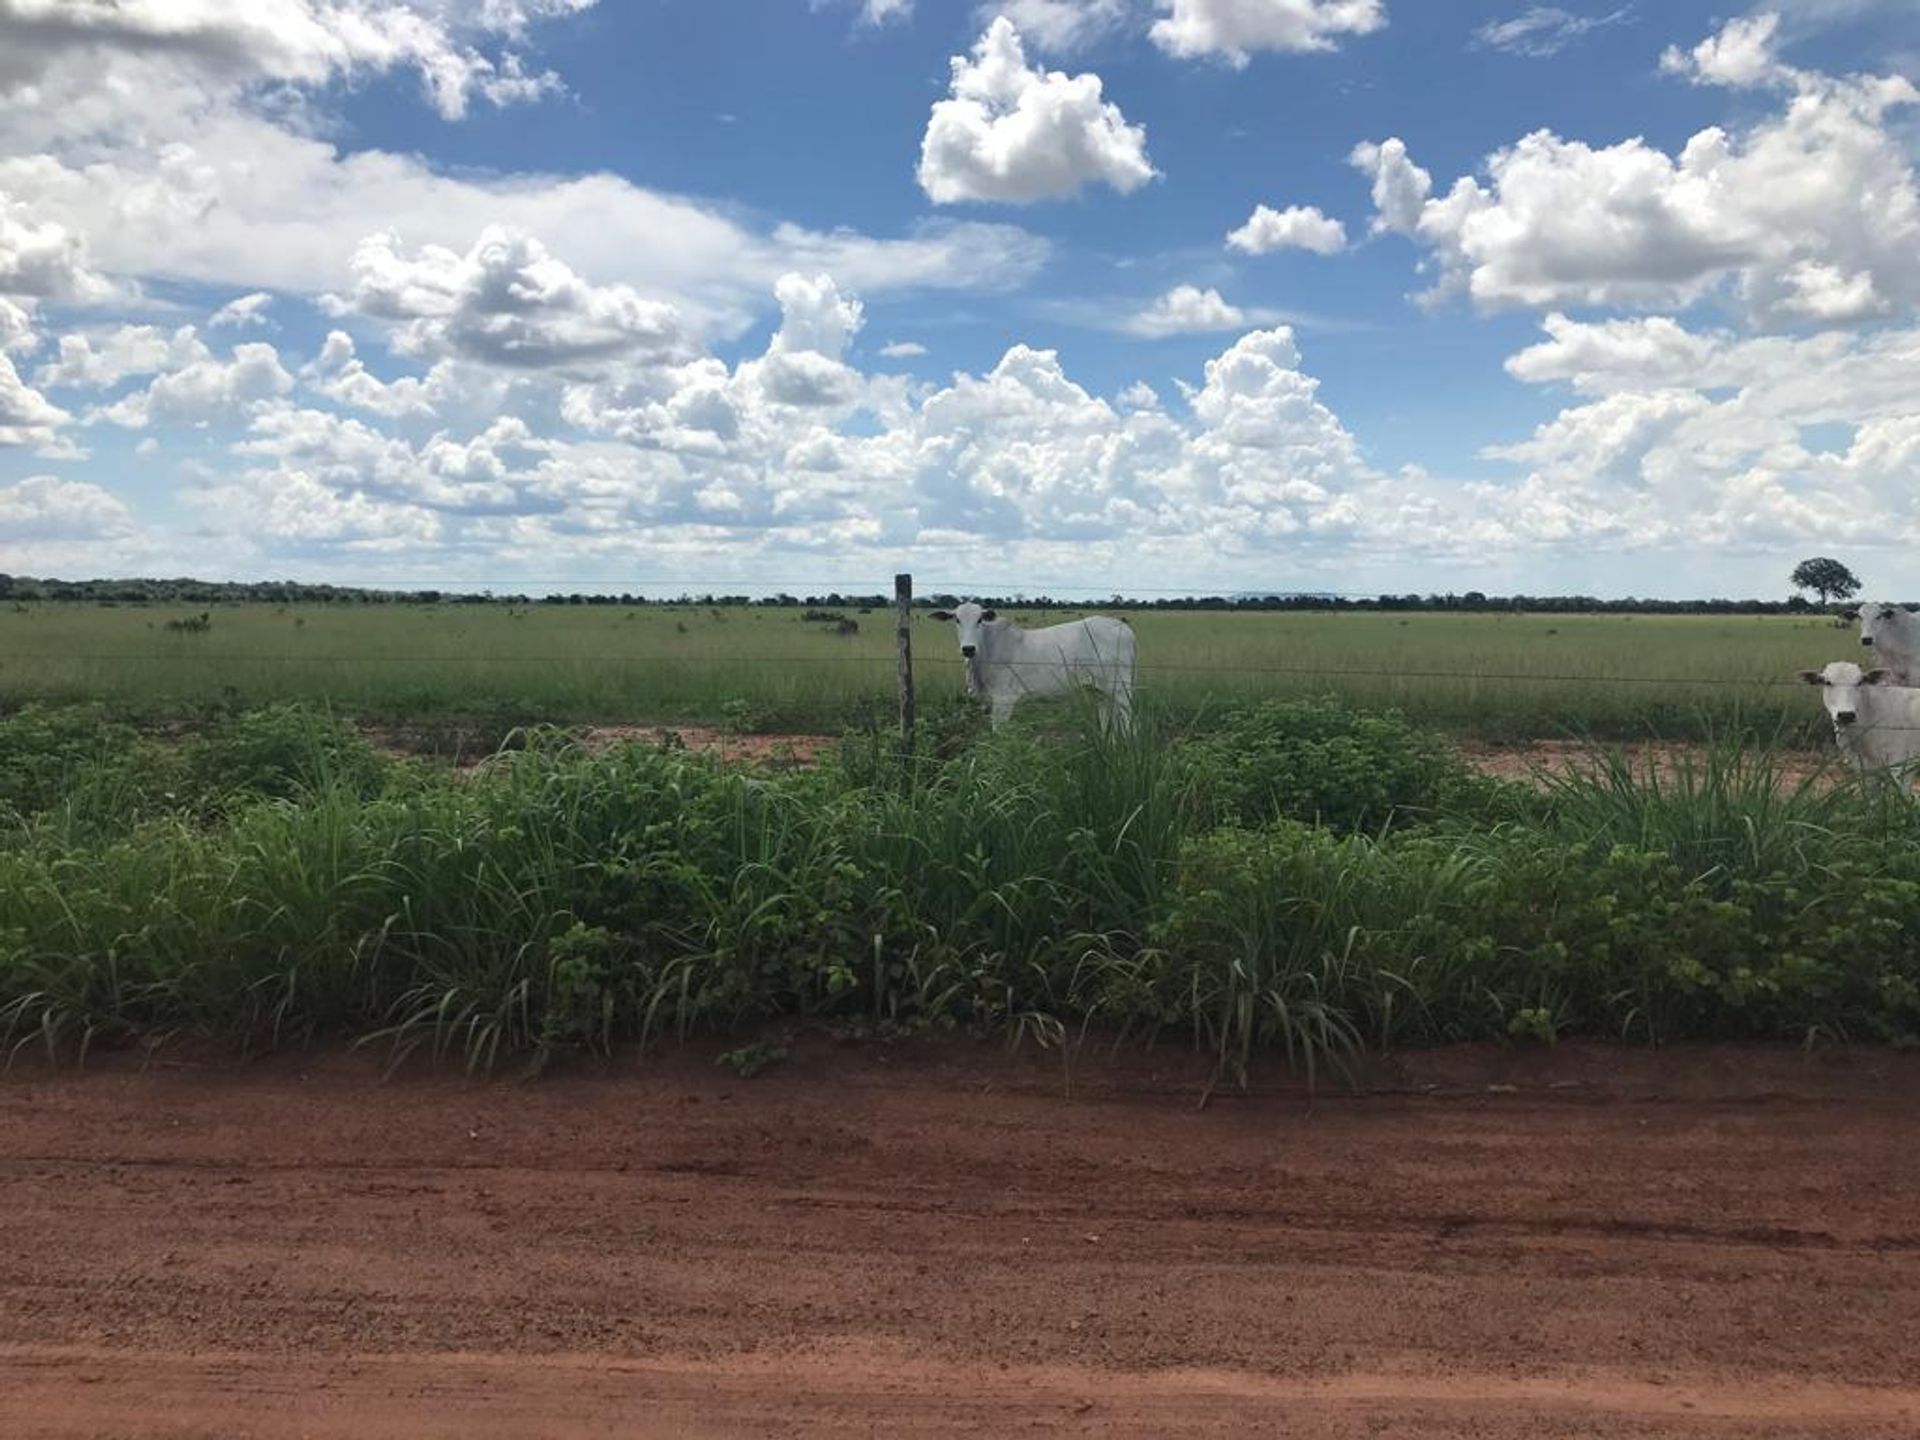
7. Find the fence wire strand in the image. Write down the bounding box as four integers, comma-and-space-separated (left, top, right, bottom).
0, 651, 1844, 690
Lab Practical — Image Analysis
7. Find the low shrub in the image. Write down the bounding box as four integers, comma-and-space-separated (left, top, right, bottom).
1174, 697, 1511, 832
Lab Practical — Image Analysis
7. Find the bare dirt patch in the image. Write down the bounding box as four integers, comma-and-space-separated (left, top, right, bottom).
4, 1040, 1918, 1437
1459, 737, 1834, 788
367, 723, 839, 769
573, 724, 837, 766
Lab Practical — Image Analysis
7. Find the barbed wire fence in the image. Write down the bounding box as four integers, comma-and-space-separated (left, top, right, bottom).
2, 573, 1889, 749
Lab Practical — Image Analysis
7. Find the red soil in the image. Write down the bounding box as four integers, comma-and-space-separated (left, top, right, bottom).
4, 1039, 1918, 1437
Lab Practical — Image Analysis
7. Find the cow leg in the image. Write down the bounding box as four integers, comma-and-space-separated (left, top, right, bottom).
1104, 685, 1133, 736
989, 692, 1017, 730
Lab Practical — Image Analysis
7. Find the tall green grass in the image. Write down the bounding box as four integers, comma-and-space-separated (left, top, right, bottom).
2, 698, 1915, 1079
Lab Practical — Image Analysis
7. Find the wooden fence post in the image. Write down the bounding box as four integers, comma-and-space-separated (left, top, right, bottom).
895, 572, 915, 767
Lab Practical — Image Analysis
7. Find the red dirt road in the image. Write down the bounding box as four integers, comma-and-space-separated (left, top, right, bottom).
4, 1041, 1918, 1438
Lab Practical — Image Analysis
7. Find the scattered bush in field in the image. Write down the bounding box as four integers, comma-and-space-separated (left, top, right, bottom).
798, 609, 859, 636
165, 612, 212, 634
719, 697, 768, 734
4, 701, 1919, 1078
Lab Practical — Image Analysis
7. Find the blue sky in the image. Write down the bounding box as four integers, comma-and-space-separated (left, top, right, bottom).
2, 0, 1918, 597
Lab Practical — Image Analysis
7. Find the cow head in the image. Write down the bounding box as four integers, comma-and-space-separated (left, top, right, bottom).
1800, 661, 1891, 729
927, 601, 999, 659
1858, 601, 1915, 651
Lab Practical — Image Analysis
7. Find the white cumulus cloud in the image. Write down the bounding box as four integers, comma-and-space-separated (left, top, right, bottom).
1660, 13, 1789, 89
918, 18, 1156, 204
0, 474, 131, 538
35, 325, 186, 390
97, 332, 294, 428
0, 352, 69, 445
209, 292, 275, 329
1149, 0, 1385, 65
1125, 285, 1253, 336
0, 0, 591, 121
1491, 312, 1920, 550
1351, 27, 1920, 322
335, 228, 693, 370
1226, 203, 1347, 255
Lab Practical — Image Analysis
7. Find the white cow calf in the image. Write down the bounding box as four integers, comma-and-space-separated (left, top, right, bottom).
1799, 661, 1920, 772
928, 602, 1135, 732
1856, 601, 1920, 685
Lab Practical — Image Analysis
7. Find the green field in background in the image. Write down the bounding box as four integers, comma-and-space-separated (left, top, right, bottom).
0, 601, 1857, 739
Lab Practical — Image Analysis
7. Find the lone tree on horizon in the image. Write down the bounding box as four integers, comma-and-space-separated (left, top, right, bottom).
1792, 557, 1862, 606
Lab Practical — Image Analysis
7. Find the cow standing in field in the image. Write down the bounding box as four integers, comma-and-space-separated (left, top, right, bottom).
928, 602, 1136, 733
1856, 602, 1920, 685
1799, 662, 1920, 773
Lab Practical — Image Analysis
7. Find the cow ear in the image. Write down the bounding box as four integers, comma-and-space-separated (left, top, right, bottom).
928, 610, 953, 622
1842, 609, 1860, 621
980, 609, 998, 622
1798, 670, 1826, 685
1865, 668, 1893, 685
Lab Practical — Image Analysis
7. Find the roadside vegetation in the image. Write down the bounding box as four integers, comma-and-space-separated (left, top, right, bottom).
3, 696, 1915, 1082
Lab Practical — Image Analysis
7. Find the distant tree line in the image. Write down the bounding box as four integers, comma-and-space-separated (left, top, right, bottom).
0, 574, 1888, 615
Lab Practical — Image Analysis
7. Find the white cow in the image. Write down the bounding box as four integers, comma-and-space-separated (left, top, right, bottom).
1856, 601, 1920, 685
1799, 661, 1920, 772
928, 602, 1135, 732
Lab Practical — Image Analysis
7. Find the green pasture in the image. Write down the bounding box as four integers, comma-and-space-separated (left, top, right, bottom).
0, 600, 1858, 739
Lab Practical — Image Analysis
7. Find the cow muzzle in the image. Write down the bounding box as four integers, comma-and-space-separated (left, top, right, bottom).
1862, 636, 1874, 647
1835, 710, 1858, 726
960, 644, 976, 658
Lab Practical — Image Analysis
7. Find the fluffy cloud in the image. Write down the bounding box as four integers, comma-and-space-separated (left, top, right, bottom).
1149, 0, 1385, 65
1489, 312, 1920, 549
336, 228, 693, 370
1125, 285, 1253, 336
1659, 13, 1788, 89
0, 296, 31, 353
1226, 203, 1347, 254
0, 3, 1046, 351
35, 325, 185, 390
307, 330, 459, 419
232, 404, 550, 515
918, 18, 1156, 204
0, 474, 131, 538
1348, 138, 1430, 237
74, 257, 1909, 580
0, 196, 107, 301
0, 0, 591, 121
1474, 6, 1630, 59
0, 352, 68, 445
1352, 27, 1920, 321
0, 125, 1048, 339
978, 0, 1129, 53
97, 332, 294, 427
879, 340, 928, 358
180, 264, 1415, 571
209, 292, 275, 329
859, 0, 913, 23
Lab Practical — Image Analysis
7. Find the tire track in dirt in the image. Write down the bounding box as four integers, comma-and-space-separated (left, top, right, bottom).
5, 1345, 1918, 1439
